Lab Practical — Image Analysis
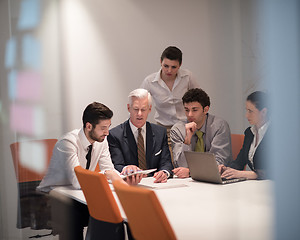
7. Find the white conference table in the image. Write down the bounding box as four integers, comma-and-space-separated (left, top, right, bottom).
53, 177, 274, 240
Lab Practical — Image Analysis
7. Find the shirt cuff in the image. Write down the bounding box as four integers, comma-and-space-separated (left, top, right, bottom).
101, 169, 121, 176
162, 170, 170, 178
183, 143, 191, 151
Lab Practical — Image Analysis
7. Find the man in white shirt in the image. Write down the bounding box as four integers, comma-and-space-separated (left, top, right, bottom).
37, 102, 134, 240
38, 102, 122, 192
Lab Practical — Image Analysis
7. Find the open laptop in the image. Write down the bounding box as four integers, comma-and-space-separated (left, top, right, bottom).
184, 151, 246, 184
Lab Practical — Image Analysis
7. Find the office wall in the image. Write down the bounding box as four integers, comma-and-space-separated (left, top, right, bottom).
0, 0, 270, 239
59, 0, 264, 133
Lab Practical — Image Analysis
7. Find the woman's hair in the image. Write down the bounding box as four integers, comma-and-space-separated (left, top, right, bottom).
247, 91, 268, 111
161, 46, 182, 65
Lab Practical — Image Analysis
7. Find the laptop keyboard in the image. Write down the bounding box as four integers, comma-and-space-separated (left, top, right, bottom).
221, 178, 246, 184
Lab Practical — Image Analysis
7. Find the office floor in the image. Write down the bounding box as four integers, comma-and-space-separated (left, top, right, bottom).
10, 181, 88, 240
18, 228, 58, 240
18, 227, 88, 239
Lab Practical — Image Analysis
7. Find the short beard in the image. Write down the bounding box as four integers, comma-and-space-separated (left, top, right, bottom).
89, 129, 105, 142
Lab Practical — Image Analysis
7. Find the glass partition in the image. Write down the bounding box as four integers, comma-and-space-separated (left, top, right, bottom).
0, 0, 62, 238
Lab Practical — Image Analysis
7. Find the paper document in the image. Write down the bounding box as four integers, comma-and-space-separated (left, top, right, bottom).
138, 177, 189, 189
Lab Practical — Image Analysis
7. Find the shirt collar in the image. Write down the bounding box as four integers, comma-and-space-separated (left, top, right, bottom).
152, 68, 162, 82
151, 68, 186, 83
190, 113, 208, 138
250, 121, 270, 136
176, 68, 186, 78
199, 113, 209, 134
79, 128, 92, 151
129, 119, 146, 134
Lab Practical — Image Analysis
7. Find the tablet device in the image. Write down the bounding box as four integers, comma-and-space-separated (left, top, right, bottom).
121, 168, 157, 179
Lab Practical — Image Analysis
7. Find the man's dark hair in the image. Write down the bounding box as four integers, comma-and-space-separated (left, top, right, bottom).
161, 46, 182, 65
247, 91, 268, 111
82, 102, 113, 128
182, 88, 211, 108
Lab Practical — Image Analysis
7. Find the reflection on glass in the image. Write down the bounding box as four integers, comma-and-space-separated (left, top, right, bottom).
22, 35, 41, 70
18, 0, 40, 30
5, 37, 17, 68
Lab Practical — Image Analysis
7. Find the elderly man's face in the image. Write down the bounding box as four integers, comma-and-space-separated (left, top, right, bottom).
127, 97, 151, 129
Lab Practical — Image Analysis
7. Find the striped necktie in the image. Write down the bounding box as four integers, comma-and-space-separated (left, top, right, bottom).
137, 128, 147, 170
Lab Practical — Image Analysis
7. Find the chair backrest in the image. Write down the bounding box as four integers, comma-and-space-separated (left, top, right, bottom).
10, 139, 57, 183
231, 134, 244, 160
74, 166, 123, 223
113, 180, 177, 240
94, 163, 100, 172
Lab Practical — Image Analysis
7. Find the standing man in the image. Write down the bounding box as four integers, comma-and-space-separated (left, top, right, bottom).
107, 89, 173, 183
171, 88, 233, 178
141, 46, 199, 161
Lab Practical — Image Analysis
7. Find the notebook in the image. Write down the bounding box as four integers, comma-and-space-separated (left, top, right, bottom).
184, 151, 246, 184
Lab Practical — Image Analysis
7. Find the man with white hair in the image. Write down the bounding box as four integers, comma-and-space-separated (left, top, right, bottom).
107, 88, 173, 183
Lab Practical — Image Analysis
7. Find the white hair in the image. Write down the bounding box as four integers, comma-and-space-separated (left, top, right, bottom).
128, 88, 152, 107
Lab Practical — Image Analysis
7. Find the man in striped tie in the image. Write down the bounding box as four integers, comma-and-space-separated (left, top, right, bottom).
108, 89, 173, 183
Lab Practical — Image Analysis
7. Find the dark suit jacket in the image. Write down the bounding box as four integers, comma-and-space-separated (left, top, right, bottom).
107, 120, 173, 176
227, 127, 270, 179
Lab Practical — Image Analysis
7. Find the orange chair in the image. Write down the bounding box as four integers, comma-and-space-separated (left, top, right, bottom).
10, 139, 57, 231
10, 139, 57, 183
231, 134, 244, 160
94, 163, 100, 172
74, 166, 131, 240
113, 180, 177, 240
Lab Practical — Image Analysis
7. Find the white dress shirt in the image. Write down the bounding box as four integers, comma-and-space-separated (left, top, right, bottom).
129, 120, 146, 149
141, 68, 199, 126
37, 128, 115, 192
248, 122, 270, 166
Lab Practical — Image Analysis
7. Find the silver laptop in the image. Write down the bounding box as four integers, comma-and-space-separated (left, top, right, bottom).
184, 151, 246, 184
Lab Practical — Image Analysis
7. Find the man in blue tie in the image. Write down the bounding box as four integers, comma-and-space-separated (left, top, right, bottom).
171, 88, 233, 178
